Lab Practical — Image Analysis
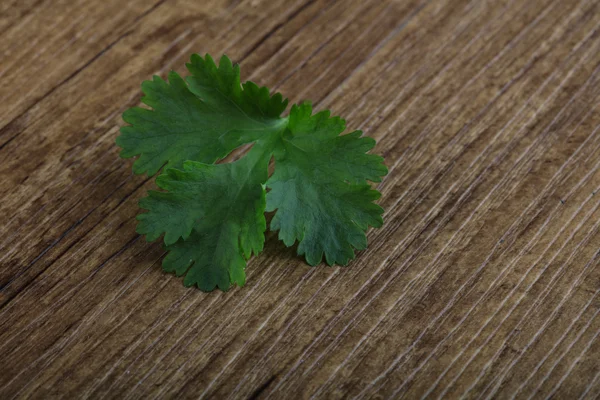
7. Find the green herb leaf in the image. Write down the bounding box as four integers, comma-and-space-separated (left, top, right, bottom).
116, 54, 287, 176
118, 54, 387, 291
137, 144, 271, 291
266, 102, 387, 266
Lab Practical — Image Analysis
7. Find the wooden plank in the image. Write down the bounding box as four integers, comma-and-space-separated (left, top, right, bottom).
1, 0, 599, 398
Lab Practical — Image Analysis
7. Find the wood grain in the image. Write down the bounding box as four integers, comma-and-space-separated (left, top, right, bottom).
1, 0, 599, 398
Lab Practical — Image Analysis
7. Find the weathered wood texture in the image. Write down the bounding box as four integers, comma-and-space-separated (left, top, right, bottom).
1, 0, 600, 398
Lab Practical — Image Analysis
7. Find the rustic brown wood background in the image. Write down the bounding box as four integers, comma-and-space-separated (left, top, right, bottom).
2, 0, 600, 398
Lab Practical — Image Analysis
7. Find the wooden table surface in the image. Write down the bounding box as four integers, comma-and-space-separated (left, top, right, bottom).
2, 0, 600, 398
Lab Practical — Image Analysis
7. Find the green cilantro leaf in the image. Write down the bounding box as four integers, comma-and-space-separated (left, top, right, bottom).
137, 144, 271, 291
116, 54, 287, 175
266, 102, 387, 266
118, 54, 387, 291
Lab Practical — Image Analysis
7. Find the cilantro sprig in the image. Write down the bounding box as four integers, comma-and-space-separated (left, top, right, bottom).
117, 54, 387, 291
